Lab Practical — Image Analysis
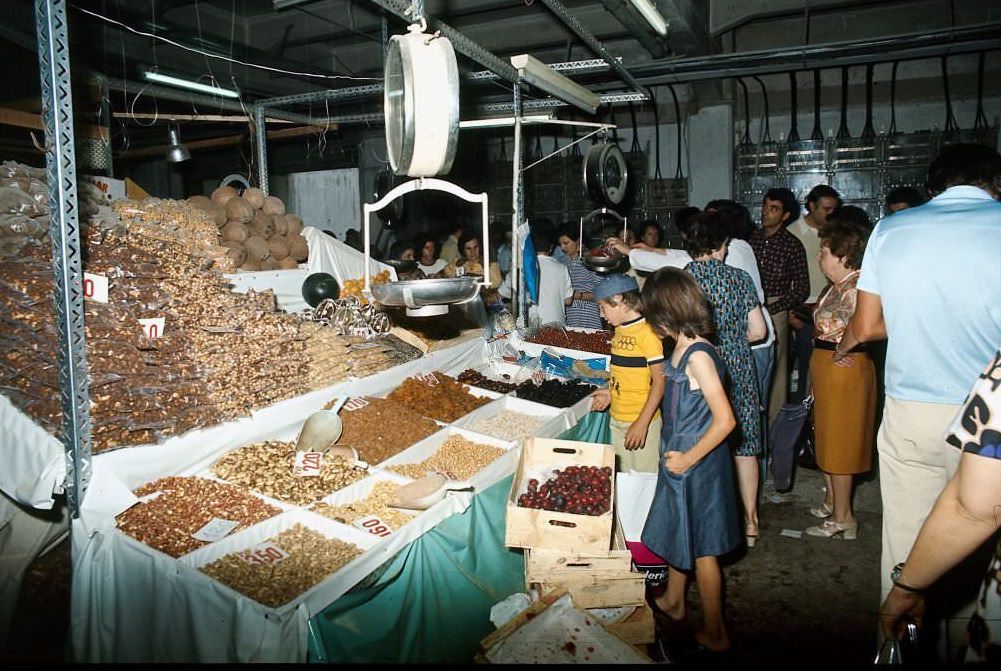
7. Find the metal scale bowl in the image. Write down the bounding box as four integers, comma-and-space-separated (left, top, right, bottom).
580, 207, 630, 274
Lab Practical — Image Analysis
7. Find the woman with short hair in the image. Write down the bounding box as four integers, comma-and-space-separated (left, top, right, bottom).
557, 223, 603, 329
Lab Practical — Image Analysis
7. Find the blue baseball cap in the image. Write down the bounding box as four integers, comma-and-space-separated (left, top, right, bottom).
593, 273, 639, 301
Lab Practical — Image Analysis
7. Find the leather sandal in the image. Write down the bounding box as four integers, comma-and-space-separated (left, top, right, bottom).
805, 518, 858, 540
809, 502, 833, 519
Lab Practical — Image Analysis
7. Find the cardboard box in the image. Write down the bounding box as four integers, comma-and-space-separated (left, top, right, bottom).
505, 437, 614, 554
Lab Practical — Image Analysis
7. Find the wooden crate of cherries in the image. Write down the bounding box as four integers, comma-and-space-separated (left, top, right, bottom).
516, 465, 612, 516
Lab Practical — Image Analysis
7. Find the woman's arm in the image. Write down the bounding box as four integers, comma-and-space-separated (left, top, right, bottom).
747, 305, 767, 344
834, 289, 886, 362
880, 452, 1001, 637
664, 351, 736, 474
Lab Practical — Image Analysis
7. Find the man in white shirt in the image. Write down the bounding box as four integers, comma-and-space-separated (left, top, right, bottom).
788, 185, 841, 401
498, 225, 572, 327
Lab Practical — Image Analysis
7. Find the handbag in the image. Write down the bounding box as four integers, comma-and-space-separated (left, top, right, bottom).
769, 396, 813, 491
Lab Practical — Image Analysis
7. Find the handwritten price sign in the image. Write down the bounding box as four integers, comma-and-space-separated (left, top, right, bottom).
191, 517, 240, 542
236, 542, 290, 566
82, 272, 109, 303
343, 397, 369, 412
138, 316, 166, 340
418, 372, 440, 387
293, 451, 324, 477
353, 514, 394, 538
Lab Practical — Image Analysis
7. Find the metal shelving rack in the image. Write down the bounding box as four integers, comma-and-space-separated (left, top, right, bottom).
34, 0, 92, 518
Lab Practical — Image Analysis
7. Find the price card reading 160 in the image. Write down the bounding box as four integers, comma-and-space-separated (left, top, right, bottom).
235, 542, 290, 566
353, 514, 394, 538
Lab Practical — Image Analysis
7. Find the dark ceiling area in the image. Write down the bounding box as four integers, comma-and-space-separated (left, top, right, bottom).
1, 0, 999, 165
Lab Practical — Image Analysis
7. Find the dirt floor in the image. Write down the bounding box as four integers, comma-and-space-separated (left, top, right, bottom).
1, 464, 883, 664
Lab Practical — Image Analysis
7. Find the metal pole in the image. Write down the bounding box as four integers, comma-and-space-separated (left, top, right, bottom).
34, 0, 92, 518
512, 81, 525, 324
253, 105, 269, 195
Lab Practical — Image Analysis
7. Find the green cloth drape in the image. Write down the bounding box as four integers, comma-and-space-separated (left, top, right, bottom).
307, 410, 610, 663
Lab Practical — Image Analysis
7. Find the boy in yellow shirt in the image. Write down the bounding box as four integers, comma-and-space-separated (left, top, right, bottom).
590, 274, 665, 472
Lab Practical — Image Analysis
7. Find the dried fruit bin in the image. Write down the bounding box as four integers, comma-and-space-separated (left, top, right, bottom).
377, 372, 502, 424
517, 326, 613, 363
179, 509, 378, 613
505, 438, 615, 554
379, 427, 517, 490
452, 395, 571, 446
310, 470, 419, 543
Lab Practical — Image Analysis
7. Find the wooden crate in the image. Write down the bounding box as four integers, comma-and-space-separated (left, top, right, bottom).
534, 571, 645, 609
606, 604, 655, 646
505, 438, 615, 554
524, 520, 631, 584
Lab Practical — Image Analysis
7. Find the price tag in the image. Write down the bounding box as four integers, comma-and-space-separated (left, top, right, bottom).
293, 451, 324, 477
353, 514, 394, 538
532, 369, 546, 385
235, 542, 290, 566
191, 517, 240, 542
349, 326, 374, 338
343, 397, 369, 412
138, 316, 166, 340
83, 272, 109, 303
351, 341, 381, 350
418, 372, 440, 387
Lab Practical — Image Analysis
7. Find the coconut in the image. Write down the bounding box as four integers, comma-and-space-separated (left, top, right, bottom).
187, 195, 213, 211
284, 214, 303, 235
244, 235, 270, 260
211, 185, 239, 206
287, 232, 308, 262
243, 187, 266, 209
220, 240, 247, 267
261, 257, 281, 271
262, 195, 286, 216
239, 257, 262, 272
268, 236, 290, 260
278, 255, 299, 270
209, 204, 228, 228
248, 210, 276, 239
221, 221, 249, 242
225, 197, 255, 224
272, 213, 288, 236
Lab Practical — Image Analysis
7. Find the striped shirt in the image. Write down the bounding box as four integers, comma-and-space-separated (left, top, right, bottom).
565, 258, 604, 329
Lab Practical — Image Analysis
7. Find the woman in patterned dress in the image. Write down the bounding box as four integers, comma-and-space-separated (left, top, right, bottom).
684, 212, 768, 546
557, 224, 604, 330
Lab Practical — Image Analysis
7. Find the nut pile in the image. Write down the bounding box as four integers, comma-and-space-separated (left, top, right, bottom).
326, 396, 440, 465
211, 440, 366, 506
311, 480, 413, 529
199, 523, 362, 607
517, 466, 612, 515
525, 327, 613, 355
190, 186, 308, 271
388, 434, 506, 481
467, 410, 546, 442
386, 373, 491, 423
116, 476, 280, 557
516, 379, 597, 408
456, 368, 518, 394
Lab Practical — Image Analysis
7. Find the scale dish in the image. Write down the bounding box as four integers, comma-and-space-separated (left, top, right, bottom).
583, 254, 628, 274
369, 276, 480, 309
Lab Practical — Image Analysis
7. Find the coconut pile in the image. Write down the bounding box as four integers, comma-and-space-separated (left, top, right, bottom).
188, 186, 309, 272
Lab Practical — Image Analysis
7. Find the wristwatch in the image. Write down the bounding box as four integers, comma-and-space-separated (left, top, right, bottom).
891, 562, 925, 596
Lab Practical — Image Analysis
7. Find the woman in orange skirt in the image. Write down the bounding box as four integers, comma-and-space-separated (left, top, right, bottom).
805, 207, 876, 540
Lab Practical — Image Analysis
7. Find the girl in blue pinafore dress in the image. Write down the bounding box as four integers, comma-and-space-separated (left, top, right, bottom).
639, 267, 740, 654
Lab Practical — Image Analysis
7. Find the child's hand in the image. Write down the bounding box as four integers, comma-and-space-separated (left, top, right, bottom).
590, 388, 611, 412
664, 450, 694, 475
624, 420, 648, 450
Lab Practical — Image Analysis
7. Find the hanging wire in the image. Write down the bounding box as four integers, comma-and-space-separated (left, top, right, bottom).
667, 84, 684, 178
889, 61, 899, 134
788, 71, 800, 142
973, 52, 988, 131
836, 66, 852, 139
532, 126, 544, 161
941, 55, 959, 132
752, 76, 771, 142
737, 78, 752, 145
570, 109, 582, 158
810, 69, 823, 140
650, 87, 663, 179
608, 104, 619, 143
861, 63, 876, 138
498, 134, 508, 162
628, 102, 641, 153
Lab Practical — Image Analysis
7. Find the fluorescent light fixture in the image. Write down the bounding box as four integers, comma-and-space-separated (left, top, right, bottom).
459, 114, 555, 129
628, 0, 669, 36
510, 54, 600, 115
142, 70, 240, 99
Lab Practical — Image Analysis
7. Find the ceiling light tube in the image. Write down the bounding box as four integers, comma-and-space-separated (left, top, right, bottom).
628, 0, 669, 36
510, 54, 601, 115
142, 70, 241, 99
459, 114, 555, 129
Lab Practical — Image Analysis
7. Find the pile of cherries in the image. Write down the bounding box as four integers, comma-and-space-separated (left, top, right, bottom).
517, 465, 612, 516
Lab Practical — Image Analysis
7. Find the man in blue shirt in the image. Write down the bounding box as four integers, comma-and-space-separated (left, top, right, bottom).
836, 143, 1001, 655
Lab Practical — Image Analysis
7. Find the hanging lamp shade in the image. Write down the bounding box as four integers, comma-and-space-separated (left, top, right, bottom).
166, 123, 191, 163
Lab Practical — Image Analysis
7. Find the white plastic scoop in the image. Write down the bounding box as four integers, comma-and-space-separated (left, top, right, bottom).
390, 472, 474, 511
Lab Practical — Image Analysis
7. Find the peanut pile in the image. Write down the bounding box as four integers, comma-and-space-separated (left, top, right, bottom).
311, 480, 413, 529
388, 435, 507, 481
199, 524, 362, 607
386, 373, 490, 423
327, 396, 440, 465
116, 476, 280, 558
211, 440, 366, 506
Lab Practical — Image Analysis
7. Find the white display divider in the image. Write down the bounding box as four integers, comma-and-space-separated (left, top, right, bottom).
71, 336, 603, 662
0, 394, 65, 509
224, 268, 311, 313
